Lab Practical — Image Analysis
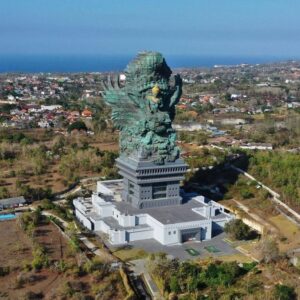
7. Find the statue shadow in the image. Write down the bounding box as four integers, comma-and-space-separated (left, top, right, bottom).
184, 152, 250, 202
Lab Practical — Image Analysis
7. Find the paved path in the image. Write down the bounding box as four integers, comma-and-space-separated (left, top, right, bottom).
42, 210, 69, 228
130, 259, 161, 300
56, 176, 101, 200
78, 236, 116, 262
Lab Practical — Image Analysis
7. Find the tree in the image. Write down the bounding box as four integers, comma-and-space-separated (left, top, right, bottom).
67, 120, 88, 133
224, 92, 232, 101
224, 219, 252, 240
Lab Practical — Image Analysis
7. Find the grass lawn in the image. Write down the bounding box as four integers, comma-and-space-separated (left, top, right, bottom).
185, 248, 200, 256
112, 247, 148, 262
269, 215, 300, 240
268, 214, 300, 252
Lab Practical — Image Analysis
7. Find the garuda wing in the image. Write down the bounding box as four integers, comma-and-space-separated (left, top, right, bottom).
102, 76, 145, 130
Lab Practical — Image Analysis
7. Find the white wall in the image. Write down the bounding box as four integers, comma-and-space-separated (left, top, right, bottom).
136, 214, 147, 225
110, 229, 126, 244
146, 215, 165, 244
98, 203, 114, 217
75, 210, 92, 230
162, 220, 213, 245
127, 228, 153, 242
119, 214, 136, 227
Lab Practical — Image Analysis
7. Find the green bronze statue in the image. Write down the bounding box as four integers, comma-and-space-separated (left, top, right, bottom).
103, 51, 182, 164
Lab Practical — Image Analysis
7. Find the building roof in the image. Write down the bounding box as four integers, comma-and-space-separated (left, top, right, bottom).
0, 196, 26, 206
115, 197, 208, 225
81, 108, 92, 117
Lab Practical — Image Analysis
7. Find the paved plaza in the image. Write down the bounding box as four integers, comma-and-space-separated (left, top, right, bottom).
126, 232, 237, 261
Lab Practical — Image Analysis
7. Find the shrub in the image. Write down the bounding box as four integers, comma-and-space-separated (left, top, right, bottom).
22, 291, 44, 300
31, 245, 49, 270
224, 219, 252, 240
0, 266, 10, 276
67, 120, 88, 133
256, 237, 279, 263
240, 189, 254, 199
273, 284, 296, 300
169, 276, 181, 294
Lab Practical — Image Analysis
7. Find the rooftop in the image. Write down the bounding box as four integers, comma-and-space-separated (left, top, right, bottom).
0, 196, 26, 206
114, 197, 218, 225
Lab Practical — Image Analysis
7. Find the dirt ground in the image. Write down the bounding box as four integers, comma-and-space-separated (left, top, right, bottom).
0, 220, 69, 299
0, 219, 126, 300
0, 220, 33, 269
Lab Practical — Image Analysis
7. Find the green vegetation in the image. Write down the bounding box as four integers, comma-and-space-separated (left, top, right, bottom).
67, 120, 88, 133
39, 199, 74, 221
16, 182, 53, 202
0, 131, 34, 144
31, 244, 50, 270
224, 219, 252, 240
246, 151, 300, 208
0, 266, 10, 277
119, 267, 136, 300
112, 246, 148, 262
148, 257, 257, 298
231, 114, 300, 148
0, 186, 10, 198
18, 208, 43, 236
0, 127, 119, 198
178, 131, 209, 145
273, 284, 296, 300
185, 147, 228, 169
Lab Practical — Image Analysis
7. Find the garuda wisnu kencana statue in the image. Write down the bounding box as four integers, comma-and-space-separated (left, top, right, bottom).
103, 51, 182, 165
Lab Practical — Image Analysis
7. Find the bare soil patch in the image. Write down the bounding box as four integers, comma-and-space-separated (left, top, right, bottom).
0, 219, 126, 299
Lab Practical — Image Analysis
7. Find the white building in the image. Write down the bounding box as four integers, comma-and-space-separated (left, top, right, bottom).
74, 180, 233, 246
240, 143, 273, 151
40, 105, 62, 111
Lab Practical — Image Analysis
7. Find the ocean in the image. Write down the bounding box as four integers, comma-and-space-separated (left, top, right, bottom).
0, 54, 297, 73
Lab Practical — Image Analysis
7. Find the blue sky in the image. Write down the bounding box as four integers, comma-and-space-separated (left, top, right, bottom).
1, 0, 300, 57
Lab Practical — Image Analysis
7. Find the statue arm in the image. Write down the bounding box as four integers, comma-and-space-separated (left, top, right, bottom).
170, 74, 182, 108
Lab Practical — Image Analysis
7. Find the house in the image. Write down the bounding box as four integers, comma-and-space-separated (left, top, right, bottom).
177, 104, 187, 110
81, 108, 93, 118
38, 120, 51, 128
41, 105, 62, 111
0, 196, 26, 210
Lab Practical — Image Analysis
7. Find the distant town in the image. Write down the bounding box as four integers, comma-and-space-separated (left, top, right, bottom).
2, 61, 299, 150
